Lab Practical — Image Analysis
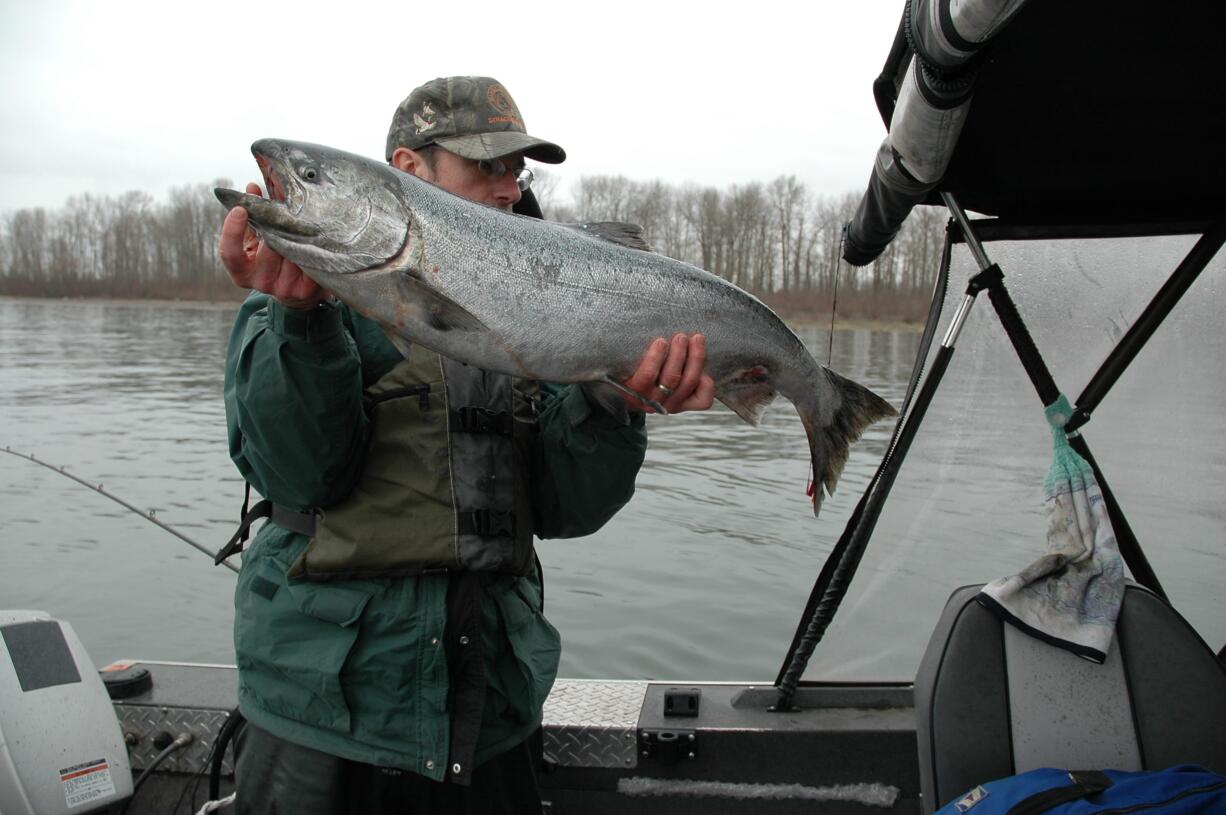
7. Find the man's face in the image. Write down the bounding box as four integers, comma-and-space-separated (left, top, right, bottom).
415, 149, 525, 211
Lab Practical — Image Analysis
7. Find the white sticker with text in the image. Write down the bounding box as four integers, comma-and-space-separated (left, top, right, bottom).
60, 758, 116, 808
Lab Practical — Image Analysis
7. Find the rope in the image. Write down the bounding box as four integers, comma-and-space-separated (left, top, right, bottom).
827, 258, 842, 367
195, 792, 237, 814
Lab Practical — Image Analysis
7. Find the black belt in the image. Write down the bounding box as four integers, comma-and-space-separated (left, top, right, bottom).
214, 499, 317, 565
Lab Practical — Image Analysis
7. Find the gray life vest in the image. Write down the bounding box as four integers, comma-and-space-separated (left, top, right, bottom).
281, 343, 540, 580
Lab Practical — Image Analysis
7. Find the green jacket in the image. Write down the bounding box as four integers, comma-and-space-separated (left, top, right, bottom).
224, 293, 647, 780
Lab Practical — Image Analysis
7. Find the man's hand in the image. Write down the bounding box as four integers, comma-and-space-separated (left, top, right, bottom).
621, 333, 716, 414
218, 182, 326, 309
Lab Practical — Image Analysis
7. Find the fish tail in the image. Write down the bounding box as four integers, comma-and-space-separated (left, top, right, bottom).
800, 369, 897, 517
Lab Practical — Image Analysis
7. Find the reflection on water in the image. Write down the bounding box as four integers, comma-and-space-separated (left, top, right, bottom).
0, 299, 242, 670
1, 283, 1222, 682
553, 324, 914, 680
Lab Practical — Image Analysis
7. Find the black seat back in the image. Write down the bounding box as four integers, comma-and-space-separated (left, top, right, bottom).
914, 584, 1226, 813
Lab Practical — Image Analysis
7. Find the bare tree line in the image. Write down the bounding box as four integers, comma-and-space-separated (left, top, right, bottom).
0, 183, 235, 300
538, 173, 946, 323
0, 175, 947, 321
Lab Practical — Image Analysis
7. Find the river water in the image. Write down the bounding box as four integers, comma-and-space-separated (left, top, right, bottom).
1, 239, 1223, 682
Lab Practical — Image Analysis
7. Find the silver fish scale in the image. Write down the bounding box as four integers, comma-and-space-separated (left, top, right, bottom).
245, 140, 895, 512
405, 173, 818, 389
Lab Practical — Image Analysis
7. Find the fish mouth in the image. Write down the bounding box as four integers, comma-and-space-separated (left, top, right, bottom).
212, 140, 317, 237
252, 140, 372, 245
213, 187, 322, 237
253, 142, 304, 215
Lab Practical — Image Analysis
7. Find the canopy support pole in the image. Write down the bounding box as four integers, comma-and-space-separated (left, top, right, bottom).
1068, 217, 1226, 431
945, 195, 1168, 599
774, 213, 986, 710
774, 197, 1196, 705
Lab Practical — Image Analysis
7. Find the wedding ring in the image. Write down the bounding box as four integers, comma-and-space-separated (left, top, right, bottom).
655, 383, 674, 397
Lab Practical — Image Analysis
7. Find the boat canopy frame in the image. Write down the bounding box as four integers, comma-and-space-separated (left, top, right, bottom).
774, 205, 1226, 708
844, 0, 1226, 267
774, 0, 1226, 704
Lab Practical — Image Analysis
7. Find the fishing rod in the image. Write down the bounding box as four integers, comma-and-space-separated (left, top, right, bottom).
1, 445, 239, 575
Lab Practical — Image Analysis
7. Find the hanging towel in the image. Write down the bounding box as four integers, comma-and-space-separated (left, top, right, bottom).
977, 394, 1125, 663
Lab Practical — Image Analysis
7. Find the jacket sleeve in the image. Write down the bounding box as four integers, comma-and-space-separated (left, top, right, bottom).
223, 294, 370, 510
531, 383, 648, 539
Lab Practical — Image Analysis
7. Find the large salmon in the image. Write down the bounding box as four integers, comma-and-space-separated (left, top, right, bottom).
216, 139, 895, 514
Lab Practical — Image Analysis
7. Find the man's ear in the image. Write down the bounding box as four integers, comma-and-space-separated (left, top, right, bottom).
391, 147, 428, 179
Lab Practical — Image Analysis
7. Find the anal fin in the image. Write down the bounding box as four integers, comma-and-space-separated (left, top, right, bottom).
716, 366, 778, 426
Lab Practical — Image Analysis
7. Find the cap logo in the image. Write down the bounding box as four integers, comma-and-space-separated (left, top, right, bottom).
485, 83, 523, 127
413, 102, 437, 135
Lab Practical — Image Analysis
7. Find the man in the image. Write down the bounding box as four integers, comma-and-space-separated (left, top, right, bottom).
219, 75, 714, 813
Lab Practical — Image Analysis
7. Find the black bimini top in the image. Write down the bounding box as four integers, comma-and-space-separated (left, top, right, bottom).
843, 0, 1226, 265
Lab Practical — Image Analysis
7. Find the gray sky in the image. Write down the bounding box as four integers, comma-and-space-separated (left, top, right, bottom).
0, 0, 902, 214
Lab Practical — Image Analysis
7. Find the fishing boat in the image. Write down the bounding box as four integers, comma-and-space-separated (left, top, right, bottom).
3, 0, 1225, 812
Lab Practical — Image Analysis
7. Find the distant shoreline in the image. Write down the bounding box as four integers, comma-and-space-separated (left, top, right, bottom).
0, 294, 924, 331
0, 294, 244, 311
785, 315, 923, 332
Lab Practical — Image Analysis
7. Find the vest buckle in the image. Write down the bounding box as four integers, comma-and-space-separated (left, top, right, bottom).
461, 509, 517, 537
454, 407, 512, 435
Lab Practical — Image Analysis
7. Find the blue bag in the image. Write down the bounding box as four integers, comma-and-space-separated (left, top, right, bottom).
937, 765, 1226, 814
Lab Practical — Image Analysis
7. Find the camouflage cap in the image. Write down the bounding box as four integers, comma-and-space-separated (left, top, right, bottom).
385, 76, 566, 164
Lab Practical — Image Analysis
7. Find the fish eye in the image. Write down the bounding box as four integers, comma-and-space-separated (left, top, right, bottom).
301, 166, 318, 181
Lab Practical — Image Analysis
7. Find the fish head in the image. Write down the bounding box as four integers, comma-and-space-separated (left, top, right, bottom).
215, 139, 410, 274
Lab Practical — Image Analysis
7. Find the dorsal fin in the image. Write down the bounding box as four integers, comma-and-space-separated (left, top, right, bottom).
559, 222, 653, 253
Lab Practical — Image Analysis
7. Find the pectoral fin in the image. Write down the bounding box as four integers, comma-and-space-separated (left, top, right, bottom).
397, 274, 490, 333
379, 327, 414, 360
598, 376, 669, 415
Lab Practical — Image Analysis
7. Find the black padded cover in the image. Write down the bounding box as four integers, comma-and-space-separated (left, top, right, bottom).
914, 585, 1013, 812
1118, 588, 1226, 772
914, 583, 1226, 813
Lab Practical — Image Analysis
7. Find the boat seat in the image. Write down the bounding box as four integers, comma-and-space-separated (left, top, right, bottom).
913, 583, 1226, 813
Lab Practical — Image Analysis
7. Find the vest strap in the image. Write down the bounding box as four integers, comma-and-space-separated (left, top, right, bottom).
457, 509, 517, 538
216, 499, 318, 565
371, 383, 431, 410
451, 406, 514, 436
